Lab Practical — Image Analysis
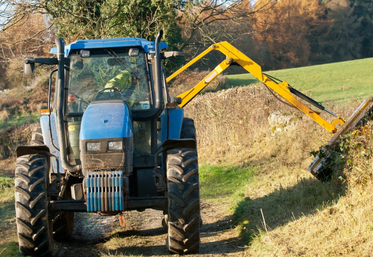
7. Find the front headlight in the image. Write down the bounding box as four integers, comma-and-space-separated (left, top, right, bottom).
108, 141, 123, 151
86, 142, 101, 152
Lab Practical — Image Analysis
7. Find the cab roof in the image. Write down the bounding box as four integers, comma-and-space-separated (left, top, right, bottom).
50, 37, 168, 56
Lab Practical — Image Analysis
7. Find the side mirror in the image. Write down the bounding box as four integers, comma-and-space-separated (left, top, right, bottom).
24, 57, 35, 76
23, 57, 59, 76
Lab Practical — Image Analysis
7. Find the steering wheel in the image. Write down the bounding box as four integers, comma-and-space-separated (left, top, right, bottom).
77, 97, 89, 112
93, 87, 124, 101
68, 93, 90, 113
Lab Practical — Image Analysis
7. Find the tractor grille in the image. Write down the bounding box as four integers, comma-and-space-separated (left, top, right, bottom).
86, 171, 125, 212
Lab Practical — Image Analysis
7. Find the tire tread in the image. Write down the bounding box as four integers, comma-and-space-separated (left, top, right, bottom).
167, 148, 200, 254
15, 154, 53, 256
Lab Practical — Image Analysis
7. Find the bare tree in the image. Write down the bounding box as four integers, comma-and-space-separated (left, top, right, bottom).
177, 1, 251, 49
0, 0, 275, 79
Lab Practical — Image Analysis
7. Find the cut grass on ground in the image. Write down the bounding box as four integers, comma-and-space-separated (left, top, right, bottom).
199, 163, 348, 249
233, 167, 347, 244
225, 57, 373, 104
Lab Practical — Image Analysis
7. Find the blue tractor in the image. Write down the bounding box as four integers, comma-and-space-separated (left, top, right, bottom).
15, 31, 200, 256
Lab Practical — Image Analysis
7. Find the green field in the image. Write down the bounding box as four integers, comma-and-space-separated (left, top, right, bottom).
226, 57, 373, 104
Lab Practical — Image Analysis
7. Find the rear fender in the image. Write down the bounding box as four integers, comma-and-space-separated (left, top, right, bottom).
16, 145, 53, 177
154, 139, 197, 191
16, 145, 50, 158
156, 139, 197, 165
158, 139, 197, 153
40, 114, 64, 174
168, 108, 184, 139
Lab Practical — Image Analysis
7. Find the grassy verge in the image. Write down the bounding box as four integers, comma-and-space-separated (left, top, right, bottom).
0, 174, 21, 256
241, 123, 373, 256
225, 57, 373, 104
234, 167, 346, 244
199, 148, 371, 256
199, 161, 347, 248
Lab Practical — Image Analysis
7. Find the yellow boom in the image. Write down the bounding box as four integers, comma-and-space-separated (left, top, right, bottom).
167, 42, 344, 133
167, 41, 373, 181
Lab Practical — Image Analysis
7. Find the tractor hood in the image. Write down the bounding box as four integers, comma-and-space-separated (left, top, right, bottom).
80, 101, 133, 140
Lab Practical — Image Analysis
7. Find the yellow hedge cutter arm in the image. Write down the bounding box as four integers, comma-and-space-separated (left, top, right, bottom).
167, 42, 373, 181
167, 42, 344, 133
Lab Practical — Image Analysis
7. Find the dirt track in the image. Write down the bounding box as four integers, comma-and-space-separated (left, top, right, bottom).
54, 200, 246, 256
0, 161, 246, 256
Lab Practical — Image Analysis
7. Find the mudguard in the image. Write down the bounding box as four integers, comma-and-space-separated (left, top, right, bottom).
168, 108, 184, 140
40, 114, 63, 174
17, 114, 63, 174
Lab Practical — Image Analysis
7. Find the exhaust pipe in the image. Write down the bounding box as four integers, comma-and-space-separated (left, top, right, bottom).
154, 30, 164, 113
55, 38, 81, 173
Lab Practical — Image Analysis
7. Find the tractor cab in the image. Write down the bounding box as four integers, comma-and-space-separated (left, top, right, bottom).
64, 43, 157, 168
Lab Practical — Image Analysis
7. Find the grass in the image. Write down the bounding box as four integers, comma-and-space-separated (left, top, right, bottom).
199, 165, 256, 199
0, 113, 40, 130
225, 57, 373, 104
197, 163, 347, 244
196, 116, 373, 256
0, 174, 20, 257
233, 167, 347, 244
242, 124, 373, 256
0, 174, 14, 192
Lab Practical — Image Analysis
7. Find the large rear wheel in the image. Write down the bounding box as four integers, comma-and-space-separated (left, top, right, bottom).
166, 148, 200, 254
15, 154, 53, 256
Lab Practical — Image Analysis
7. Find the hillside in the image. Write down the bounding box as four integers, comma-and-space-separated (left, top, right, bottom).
180, 57, 373, 255
183, 84, 373, 256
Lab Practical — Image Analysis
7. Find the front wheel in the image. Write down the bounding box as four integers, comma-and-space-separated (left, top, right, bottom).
166, 148, 200, 254
14, 154, 53, 256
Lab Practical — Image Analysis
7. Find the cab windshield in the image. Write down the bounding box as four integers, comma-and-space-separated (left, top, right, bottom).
67, 48, 150, 113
